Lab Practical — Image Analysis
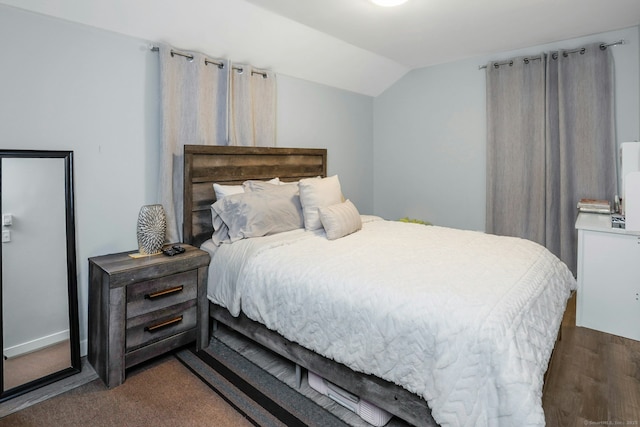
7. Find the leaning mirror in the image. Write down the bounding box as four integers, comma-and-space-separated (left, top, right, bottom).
0, 149, 80, 401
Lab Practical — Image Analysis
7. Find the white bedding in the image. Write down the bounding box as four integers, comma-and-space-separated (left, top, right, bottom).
202, 217, 576, 427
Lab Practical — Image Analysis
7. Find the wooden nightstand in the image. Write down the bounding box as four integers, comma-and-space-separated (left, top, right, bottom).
88, 244, 210, 388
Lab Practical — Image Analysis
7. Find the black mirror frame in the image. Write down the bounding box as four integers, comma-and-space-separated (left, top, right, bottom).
0, 149, 81, 402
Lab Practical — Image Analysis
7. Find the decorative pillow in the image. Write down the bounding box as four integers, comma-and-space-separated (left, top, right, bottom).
319, 199, 362, 240
210, 183, 303, 245
298, 175, 343, 231
214, 178, 279, 200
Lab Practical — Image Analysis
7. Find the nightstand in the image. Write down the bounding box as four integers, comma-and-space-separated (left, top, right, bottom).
88, 244, 210, 388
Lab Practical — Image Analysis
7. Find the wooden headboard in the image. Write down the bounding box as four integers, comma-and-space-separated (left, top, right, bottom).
183, 145, 327, 247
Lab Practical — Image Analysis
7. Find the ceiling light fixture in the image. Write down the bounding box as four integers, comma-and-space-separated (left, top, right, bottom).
370, 0, 409, 7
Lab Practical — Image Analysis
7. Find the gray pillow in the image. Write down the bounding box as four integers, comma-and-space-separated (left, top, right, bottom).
211, 184, 303, 245
242, 180, 280, 192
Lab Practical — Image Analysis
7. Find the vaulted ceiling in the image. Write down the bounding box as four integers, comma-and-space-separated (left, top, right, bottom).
2, 0, 639, 96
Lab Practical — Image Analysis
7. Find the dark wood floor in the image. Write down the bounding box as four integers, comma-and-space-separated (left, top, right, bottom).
543, 293, 640, 426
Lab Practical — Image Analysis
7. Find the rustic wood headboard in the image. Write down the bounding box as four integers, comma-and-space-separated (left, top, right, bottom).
183, 145, 327, 247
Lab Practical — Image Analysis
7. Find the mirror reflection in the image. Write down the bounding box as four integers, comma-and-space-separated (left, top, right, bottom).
0, 151, 80, 400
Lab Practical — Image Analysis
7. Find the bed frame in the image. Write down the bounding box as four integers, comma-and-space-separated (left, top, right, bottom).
182, 145, 438, 427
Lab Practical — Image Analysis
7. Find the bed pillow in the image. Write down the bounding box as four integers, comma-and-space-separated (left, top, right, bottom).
213, 183, 244, 201
211, 207, 232, 246
318, 199, 362, 240
298, 175, 343, 231
278, 179, 300, 186
214, 178, 279, 200
210, 183, 303, 245
243, 180, 280, 192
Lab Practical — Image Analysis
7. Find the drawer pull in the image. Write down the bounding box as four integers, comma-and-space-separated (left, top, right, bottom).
145, 315, 183, 333
145, 285, 184, 300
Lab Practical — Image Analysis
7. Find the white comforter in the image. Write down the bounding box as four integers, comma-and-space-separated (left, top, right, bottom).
204, 217, 576, 427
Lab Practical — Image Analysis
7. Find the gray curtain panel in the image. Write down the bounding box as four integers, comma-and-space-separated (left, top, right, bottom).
486, 56, 547, 246
486, 43, 616, 274
159, 45, 229, 243
546, 43, 616, 273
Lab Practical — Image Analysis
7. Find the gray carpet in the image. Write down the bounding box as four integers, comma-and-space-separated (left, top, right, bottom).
0, 355, 256, 427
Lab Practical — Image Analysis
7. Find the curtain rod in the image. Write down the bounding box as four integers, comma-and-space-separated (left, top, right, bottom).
149, 45, 268, 78
478, 39, 626, 70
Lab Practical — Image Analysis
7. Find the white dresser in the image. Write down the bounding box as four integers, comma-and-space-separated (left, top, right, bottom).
575, 213, 640, 341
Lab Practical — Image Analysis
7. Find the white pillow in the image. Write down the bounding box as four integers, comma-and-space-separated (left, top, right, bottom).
298, 175, 343, 231
214, 178, 279, 200
213, 183, 244, 201
319, 199, 362, 240
243, 179, 280, 192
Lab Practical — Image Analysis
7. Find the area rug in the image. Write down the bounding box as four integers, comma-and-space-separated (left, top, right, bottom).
175, 338, 350, 427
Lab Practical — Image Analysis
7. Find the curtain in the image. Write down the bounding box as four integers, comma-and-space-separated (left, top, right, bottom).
229, 65, 277, 147
486, 43, 616, 274
158, 45, 229, 243
546, 43, 617, 272
486, 56, 547, 246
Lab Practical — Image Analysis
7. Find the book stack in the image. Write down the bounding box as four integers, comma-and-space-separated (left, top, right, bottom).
577, 198, 611, 214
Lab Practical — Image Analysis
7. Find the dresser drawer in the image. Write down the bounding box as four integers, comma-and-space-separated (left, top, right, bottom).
125, 300, 197, 352
126, 270, 197, 319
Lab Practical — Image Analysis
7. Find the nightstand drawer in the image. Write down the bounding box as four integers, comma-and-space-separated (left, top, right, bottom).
125, 301, 197, 351
126, 270, 197, 319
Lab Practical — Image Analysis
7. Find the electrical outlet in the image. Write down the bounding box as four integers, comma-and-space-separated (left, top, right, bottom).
2, 214, 11, 226
1, 230, 10, 243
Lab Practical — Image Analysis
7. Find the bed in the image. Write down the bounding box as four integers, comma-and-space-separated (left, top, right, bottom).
182, 145, 576, 427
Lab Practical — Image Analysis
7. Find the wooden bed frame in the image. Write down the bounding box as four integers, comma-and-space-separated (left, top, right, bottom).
182, 145, 437, 427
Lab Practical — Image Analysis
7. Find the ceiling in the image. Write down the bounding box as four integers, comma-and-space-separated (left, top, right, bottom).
2, 0, 639, 96
244, 0, 640, 69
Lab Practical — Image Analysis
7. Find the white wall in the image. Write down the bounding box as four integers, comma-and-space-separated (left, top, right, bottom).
374, 26, 640, 230
0, 6, 160, 355
277, 76, 373, 213
0, 4, 374, 354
